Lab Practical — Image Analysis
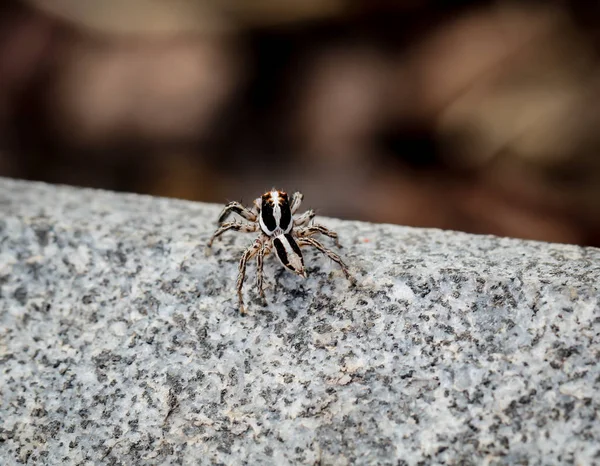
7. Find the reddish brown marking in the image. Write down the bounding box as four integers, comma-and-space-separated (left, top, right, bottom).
262, 192, 274, 206
277, 191, 288, 204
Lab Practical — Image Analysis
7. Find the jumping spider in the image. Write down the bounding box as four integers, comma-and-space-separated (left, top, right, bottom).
207, 189, 354, 314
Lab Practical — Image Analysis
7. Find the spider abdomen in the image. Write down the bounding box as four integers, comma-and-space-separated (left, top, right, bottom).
273, 233, 306, 277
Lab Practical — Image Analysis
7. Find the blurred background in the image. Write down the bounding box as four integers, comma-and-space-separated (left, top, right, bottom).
1, 0, 600, 246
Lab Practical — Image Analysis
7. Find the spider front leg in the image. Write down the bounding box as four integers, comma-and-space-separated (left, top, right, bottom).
207, 222, 258, 248
236, 240, 262, 314
298, 237, 355, 285
294, 209, 315, 227
217, 201, 257, 224
290, 192, 304, 214
296, 224, 341, 247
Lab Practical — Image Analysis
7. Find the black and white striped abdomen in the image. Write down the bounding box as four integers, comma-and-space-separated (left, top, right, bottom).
272, 233, 305, 276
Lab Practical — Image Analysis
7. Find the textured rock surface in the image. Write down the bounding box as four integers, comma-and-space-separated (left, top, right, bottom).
1, 177, 600, 465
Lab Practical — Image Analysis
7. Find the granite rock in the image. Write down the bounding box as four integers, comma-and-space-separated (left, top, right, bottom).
1, 177, 599, 465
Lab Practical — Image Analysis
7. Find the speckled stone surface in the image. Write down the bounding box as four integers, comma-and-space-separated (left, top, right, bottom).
1, 177, 600, 465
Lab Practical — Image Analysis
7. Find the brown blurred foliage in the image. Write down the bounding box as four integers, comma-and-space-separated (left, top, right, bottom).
1, 0, 600, 246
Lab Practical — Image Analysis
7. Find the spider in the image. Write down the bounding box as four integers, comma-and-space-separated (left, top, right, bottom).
207, 189, 354, 314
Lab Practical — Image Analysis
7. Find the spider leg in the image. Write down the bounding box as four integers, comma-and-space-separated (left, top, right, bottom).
290, 192, 304, 214
237, 240, 262, 314
256, 241, 271, 300
207, 221, 258, 248
294, 209, 315, 227
218, 201, 257, 224
296, 224, 341, 247
298, 237, 355, 284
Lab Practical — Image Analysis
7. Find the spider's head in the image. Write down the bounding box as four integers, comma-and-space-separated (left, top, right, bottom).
262, 189, 287, 201
259, 190, 292, 236
272, 233, 306, 278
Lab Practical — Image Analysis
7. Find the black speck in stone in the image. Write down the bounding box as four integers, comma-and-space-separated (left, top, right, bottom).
285, 307, 298, 319
13, 286, 27, 305
82, 295, 94, 304
556, 346, 579, 359
166, 373, 184, 394
33, 225, 50, 246
314, 323, 333, 334
550, 360, 562, 370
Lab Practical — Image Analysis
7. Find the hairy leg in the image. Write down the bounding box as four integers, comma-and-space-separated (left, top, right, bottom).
217, 201, 257, 224
294, 209, 315, 227
255, 242, 271, 299
207, 222, 258, 248
296, 224, 341, 247
236, 240, 261, 314
298, 237, 354, 284
290, 192, 304, 214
